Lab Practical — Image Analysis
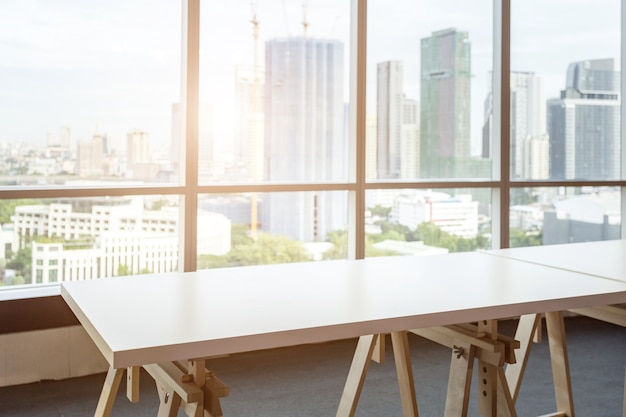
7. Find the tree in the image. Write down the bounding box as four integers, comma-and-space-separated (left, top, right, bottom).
117, 264, 132, 276
6, 246, 32, 284
0, 199, 41, 225
375, 222, 410, 242
510, 188, 535, 205
231, 224, 254, 247
510, 228, 542, 248
416, 222, 489, 253
200, 231, 311, 268
11, 275, 26, 285
370, 205, 391, 219
322, 230, 348, 260
226, 233, 310, 266
322, 229, 400, 259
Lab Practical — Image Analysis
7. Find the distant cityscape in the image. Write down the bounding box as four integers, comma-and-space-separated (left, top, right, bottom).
0, 27, 621, 287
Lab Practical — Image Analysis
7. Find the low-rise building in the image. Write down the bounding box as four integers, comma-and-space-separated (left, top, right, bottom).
12, 197, 231, 284
389, 190, 479, 238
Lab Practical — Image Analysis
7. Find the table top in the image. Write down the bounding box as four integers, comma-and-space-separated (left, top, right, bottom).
483, 239, 626, 284
61, 251, 626, 369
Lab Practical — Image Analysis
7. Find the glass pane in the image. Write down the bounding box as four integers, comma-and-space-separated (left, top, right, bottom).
367, 0, 493, 181
364, 188, 492, 256
510, 186, 621, 247
0, 2, 182, 186
197, 191, 349, 268
0, 195, 181, 288
511, 0, 621, 180
199, 1, 351, 184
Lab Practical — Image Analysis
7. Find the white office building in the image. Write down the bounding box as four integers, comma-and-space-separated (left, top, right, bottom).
389, 190, 478, 238
12, 198, 231, 284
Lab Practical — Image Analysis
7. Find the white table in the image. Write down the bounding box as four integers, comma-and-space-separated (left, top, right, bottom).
61, 251, 626, 417
483, 240, 626, 417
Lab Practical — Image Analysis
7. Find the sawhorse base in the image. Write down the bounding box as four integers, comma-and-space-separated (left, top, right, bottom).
93, 360, 228, 417
337, 313, 575, 417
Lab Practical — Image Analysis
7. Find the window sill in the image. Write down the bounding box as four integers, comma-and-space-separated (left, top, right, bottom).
0, 284, 78, 334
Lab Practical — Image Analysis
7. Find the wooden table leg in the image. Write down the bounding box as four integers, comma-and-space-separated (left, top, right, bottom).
126, 366, 140, 403
336, 334, 379, 417
505, 314, 541, 403
94, 367, 125, 417
391, 331, 419, 417
545, 311, 575, 417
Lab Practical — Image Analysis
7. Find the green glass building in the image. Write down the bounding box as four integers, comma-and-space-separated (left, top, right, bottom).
419, 28, 471, 179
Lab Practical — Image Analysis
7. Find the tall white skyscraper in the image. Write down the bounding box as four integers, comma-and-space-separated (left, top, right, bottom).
401, 97, 420, 179
77, 133, 106, 177
482, 71, 546, 179
377, 60, 404, 179
127, 130, 150, 166
510, 71, 545, 179
264, 37, 346, 242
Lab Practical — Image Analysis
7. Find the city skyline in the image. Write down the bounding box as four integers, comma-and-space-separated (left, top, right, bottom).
1, 0, 619, 158
0, 0, 623, 289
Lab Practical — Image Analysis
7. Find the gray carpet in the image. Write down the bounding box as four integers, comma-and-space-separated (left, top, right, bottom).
1, 317, 624, 416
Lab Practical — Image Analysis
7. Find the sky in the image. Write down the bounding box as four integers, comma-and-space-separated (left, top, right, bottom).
0, 0, 621, 156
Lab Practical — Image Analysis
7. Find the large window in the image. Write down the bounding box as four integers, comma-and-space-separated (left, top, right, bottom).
367, 0, 493, 181
0, 1, 182, 186
509, 0, 622, 247
0, 0, 624, 292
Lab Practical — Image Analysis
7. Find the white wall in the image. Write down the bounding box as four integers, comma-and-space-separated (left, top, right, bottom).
0, 326, 108, 387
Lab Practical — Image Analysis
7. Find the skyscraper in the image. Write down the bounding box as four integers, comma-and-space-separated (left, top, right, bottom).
377, 60, 420, 180
127, 130, 150, 168
77, 133, 106, 177
264, 37, 346, 242
511, 72, 545, 179
482, 71, 547, 179
548, 59, 620, 180
419, 28, 471, 178
401, 97, 420, 179
377, 60, 403, 179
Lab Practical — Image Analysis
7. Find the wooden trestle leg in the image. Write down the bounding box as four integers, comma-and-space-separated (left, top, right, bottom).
336, 334, 379, 417
504, 313, 541, 403
391, 331, 419, 417
545, 311, 575, 417
94, 367, 125, 417
336, 332, 419, 417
